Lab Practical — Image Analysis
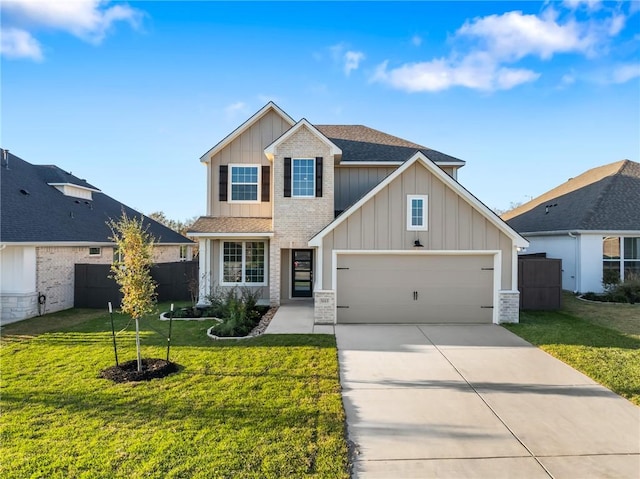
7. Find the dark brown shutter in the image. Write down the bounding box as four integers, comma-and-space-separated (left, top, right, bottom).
219, 165, 228, 202
284, 158, 291, 198
261, 165, 270, 202
315, 157, 323, 197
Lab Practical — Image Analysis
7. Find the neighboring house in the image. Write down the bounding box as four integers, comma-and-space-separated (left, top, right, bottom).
188, 102, 528, 324
0, 150, 194, 324
503, 160, 640, 293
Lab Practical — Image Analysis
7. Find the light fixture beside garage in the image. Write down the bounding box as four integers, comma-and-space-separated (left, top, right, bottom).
413, 238, 424, 248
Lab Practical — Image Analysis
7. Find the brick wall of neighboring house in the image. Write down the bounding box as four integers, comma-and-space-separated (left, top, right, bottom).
36, 245, 186, 315
270, 126, 335, 304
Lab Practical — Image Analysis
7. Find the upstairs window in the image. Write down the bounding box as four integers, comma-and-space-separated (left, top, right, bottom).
230, 165, 259, 202
89, 247, 101, 256
292, 159, 315, 197
407, 195, 428, 231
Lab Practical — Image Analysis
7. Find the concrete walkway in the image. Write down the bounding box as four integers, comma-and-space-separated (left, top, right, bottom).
336, 324, 640, 478
264, 301, 334, 334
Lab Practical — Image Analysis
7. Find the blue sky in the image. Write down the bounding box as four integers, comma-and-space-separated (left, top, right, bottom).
2, 1, 639, 221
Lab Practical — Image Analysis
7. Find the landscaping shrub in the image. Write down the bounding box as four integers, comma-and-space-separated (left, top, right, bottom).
584, 274, 640, 304
207, 287, 266, 337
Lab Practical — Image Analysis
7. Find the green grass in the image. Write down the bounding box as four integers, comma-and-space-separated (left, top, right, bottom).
0, 304, 349, 478
505, 294, 640, 406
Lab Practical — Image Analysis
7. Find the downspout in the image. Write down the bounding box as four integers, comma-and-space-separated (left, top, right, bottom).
568, 232, 578, 293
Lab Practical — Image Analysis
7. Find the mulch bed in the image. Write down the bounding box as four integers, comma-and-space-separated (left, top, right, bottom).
100, 358, 179, 383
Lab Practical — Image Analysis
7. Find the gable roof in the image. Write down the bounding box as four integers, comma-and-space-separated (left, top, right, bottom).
503, 160, 640, 234
199, 102, 296, 163
0, 150, 193, 245
264, 119, 342, 160
309, 151, 527, 248
315, 125, 465, 165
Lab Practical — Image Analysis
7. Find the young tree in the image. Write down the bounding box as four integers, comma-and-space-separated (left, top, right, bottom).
109, 213, 157, 372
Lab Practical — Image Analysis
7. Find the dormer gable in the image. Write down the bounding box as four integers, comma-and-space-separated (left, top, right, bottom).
48, 182, 101, 200
200, 102, 295, 164
264, 119, 342, 161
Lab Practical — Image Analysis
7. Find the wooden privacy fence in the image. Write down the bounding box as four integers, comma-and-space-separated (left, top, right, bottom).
74, 261, 198, 309
518, 255, 562, 310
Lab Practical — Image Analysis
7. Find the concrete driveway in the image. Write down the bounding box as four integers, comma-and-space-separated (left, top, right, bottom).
336, 324, 640, 478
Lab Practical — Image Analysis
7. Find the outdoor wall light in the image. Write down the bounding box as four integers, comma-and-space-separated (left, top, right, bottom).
414, 239, 424, 248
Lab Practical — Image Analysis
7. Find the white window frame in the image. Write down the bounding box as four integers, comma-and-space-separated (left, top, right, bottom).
179, 245, 189, 261
407, 195, 428, 231
89, 247, 101, 256
220, 240, 267, 286
228, 164, 260, 203
603, 236, 640, 282
292, 158, 315, 198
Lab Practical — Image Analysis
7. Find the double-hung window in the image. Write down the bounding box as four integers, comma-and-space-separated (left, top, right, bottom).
292, 159, 315, 197
222, 241, 266, 285
230, 165, 259, 202
603, 236, 640, 283
407, 195, 428, 231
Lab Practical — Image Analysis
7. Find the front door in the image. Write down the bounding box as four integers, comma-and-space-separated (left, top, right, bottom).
292, 249, 313, 297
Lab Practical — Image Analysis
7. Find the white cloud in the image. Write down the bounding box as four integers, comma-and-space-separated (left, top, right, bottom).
611, 63, 640, 84
562, 0, 602, 11
0, 27, 42, 60
373, 56, 539, 93
224, 101, 248, 118
457, 10, 597, 61
344, 50, 365, 76
372, 4, 630, 93
1, 0, 143, 60
329, 43, 365, 76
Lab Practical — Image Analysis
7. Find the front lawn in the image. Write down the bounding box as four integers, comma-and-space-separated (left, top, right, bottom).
505, 294, 640, 406
0, 304, 349, 478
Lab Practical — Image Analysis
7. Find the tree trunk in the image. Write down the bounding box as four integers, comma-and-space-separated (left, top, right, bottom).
135, 317, 142, 372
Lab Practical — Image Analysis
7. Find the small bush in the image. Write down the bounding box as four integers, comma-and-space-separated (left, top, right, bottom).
586, 275, 640, 304
208, 287, 265, 337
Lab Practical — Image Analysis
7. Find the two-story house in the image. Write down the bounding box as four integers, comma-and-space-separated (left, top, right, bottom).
188, 102, 528, 324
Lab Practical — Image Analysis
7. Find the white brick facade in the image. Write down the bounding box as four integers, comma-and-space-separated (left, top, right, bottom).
270, 126, 335, 303
498, 290, 520, 323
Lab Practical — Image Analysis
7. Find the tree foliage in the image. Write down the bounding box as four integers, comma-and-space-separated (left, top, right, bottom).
148, 211, 197, 237
109, 213, 157, 320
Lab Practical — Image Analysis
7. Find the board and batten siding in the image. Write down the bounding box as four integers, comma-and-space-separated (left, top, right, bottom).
207, 109, 290, 217
334, 166, 397, 212
321, 162, 513, 290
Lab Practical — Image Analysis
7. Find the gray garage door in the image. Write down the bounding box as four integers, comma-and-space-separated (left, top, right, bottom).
336, 254, 494, 324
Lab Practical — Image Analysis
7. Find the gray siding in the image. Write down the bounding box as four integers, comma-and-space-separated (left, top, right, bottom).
334, 166, 396, 212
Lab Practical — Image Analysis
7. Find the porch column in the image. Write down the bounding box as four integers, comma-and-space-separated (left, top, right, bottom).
198, 238, 211, 304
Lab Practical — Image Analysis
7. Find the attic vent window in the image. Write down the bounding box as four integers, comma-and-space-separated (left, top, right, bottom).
89, 247, 101, 256
20, 189, 30, 195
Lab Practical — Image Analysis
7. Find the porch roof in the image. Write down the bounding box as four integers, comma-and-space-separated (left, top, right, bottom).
187, 217, 273, 237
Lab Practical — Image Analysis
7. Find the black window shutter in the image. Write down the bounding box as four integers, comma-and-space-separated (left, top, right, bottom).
315, 157, 323, 197
261, 165, 270, 202
284, 158, 291, 198
219, 165, 228, 202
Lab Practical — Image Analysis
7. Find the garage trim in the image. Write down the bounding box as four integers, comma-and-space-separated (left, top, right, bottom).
332, 249, 502, 324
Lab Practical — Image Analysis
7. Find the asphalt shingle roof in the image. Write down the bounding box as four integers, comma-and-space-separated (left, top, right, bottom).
315, 125, 465, 164
503, 160, 640, 233
1, 151, 193, 244
188, 217, 272, 234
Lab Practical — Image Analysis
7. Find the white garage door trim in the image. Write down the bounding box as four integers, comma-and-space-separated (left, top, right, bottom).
332, 250, 502, 324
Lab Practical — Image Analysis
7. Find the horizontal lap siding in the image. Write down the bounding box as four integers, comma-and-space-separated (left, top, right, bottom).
322, 163, 512, 289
